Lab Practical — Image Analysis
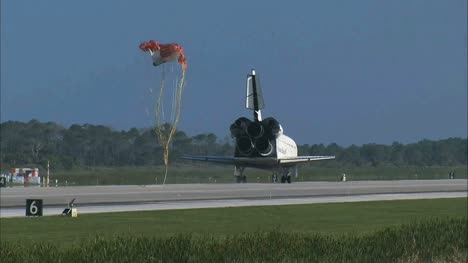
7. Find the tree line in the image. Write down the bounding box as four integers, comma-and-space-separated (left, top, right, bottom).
0, 120, 466, 170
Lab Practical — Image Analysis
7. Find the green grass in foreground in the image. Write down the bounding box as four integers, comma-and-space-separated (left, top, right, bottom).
1, 218, 466, 263
1, 198, 466, 246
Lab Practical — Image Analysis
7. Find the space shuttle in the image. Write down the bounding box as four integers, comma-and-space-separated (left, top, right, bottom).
182, 70, 335, 183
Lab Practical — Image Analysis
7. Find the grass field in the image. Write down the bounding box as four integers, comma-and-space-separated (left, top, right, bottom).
45, 165, 467, 186
1, 218, 466, 263
1, 198, 466, 262
1, 198, 466, 245
1, 198, 467, 262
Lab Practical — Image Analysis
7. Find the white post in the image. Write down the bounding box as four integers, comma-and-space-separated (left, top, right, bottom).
47, 160, 50, 186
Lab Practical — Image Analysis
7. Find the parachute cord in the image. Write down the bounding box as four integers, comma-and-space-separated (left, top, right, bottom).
156, 66, 186, 185
162, 68, 186, 184
171, 79, 177, 123
155, 65, 166, 141
155, 65, 167, 183
162, 145, 169, 184
166, 69, 186, 145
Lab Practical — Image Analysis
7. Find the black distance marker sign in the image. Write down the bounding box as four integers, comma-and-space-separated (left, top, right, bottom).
26, 199, 43, 217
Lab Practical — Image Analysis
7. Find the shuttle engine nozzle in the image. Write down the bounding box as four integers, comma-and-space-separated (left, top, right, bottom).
230, 117, 251, 138
236, 136, 254, 156
254, 136, 274, 156
262, 117, 281, 139
247, 121, 264, 139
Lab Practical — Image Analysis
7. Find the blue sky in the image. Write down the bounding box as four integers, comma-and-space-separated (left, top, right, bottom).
1, 0, 466, 145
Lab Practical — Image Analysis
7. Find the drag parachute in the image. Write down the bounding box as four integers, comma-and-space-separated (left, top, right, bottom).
140, 39, 187, 184
139, 40, 187, 70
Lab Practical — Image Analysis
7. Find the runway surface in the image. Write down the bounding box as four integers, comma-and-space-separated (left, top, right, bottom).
1, 179, 466, 218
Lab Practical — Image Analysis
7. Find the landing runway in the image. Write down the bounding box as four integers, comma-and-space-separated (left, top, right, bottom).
1, 180, 466, 218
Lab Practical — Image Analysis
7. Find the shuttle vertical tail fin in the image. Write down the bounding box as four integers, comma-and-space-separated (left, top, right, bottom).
246, 69, 264, 122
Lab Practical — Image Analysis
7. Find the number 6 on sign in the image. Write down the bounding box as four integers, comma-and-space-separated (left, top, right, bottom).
26, 199, 43, 216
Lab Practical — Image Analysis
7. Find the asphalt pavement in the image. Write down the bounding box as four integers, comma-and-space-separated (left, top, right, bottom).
1, 179, 466, 218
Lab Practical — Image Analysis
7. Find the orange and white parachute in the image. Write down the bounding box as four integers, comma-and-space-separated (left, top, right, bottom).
140, 39, 187, 184
139, 40, 187, 70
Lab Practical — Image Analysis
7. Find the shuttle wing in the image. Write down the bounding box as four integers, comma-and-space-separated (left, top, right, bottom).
180, 156, 236, 164
278, 155, 335, 164
181, 156, 277, 166
181, 155, 335, 167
